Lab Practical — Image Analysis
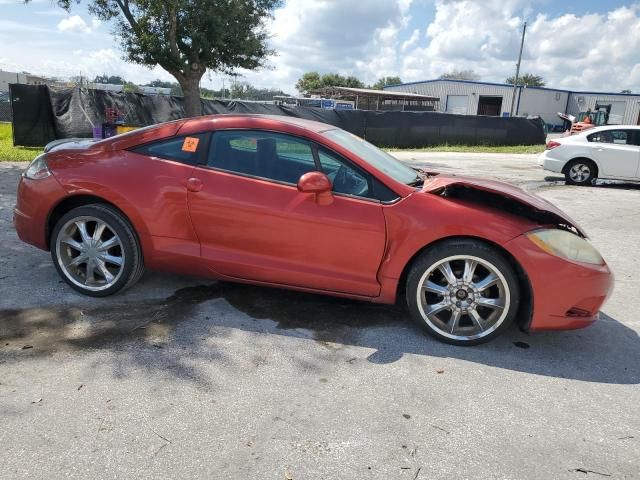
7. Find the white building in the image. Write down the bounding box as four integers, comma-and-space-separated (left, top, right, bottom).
385, 79, 640, 128
0, 70, 48, 92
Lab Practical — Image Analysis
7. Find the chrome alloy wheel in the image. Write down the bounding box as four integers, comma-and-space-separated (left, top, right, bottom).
416, 255, 510, 341
55, 216, 125, 291
568, 163, 591, 183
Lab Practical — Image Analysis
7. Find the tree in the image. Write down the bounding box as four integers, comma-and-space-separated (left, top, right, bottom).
295, 72, 365, 94
439, 69, 479, 81
506, 73, 545, 87
41, 0, 280, 117
621, 89, 632, 94
93, 74, 127, 85
371, 76, 402, 90
295, 72, 323, 93
342, 75, 365, 88
122, 81, 141, 93
146, 79, 175, 88
228, 81, 287, 100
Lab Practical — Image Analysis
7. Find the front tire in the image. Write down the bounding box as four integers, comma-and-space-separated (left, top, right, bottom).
406, 240, 520, 346
565, 159, 596, 186
50, 204, 144, 297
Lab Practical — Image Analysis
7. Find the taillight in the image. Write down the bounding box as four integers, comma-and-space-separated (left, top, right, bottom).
546, 140, 561, 150
23, 154, 51, 180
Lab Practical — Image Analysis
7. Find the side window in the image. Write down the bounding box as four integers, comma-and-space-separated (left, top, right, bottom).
318, 149, 372, 198
208, 130, 316, 184
588, 130, 630, 145
132, 134, 206, 164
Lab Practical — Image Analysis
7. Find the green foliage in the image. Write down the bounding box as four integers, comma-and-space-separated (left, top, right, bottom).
439, 70, 479, 81
295, 72, 322, 93
145, 79, 184, 95
93, 74, 127, 85
385, 144, 545, 154
122, 81, 141, 93
506, 73, 545, 87
145, 79, 174, 88
41, 0, 280, 115
0, 123, 43, 161
199, 86, 225, 99
83, 0, 279, 78
620, 89, 632, 94
371, 76, 402, 90
228, 81, 287, 100
295, 72, 365, 94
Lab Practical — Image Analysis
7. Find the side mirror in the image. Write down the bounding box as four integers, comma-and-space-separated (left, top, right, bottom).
297, 171, 333, 205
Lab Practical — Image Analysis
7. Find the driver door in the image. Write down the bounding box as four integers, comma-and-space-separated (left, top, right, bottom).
187, 129, 387, 297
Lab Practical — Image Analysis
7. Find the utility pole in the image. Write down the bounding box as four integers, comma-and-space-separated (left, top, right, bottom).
509, 21, 527, 117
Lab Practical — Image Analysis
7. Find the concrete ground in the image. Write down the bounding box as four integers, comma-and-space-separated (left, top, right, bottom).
0, 154, 638, 480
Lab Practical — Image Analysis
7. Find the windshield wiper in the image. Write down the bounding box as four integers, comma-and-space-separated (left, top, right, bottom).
407, 174, 425, 187
408, 168, 426, 187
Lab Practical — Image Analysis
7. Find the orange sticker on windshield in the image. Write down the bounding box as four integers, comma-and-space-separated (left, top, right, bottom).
182, 137, 200, 152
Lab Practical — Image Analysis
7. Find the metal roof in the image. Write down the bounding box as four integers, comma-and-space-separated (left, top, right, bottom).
385, 78, 640, 97
312, 86, 439, 101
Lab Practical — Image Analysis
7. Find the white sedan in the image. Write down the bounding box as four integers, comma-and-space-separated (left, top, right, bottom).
538, 125, 640, 185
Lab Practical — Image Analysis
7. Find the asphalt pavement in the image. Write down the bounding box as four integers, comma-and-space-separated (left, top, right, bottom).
0, 154, 638, 480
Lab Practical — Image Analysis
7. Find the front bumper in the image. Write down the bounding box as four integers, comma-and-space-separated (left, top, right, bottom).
13, 174, 68, 251
505, 234, 614, 331
537, 150, 566, 174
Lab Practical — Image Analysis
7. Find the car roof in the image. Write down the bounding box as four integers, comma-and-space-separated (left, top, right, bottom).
98, 114, 337, 151
582, 125, 640, 133
182, 114, 335, 134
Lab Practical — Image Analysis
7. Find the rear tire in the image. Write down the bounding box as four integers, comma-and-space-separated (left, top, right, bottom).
50, 204, 144, 297
405, 239, 520, 346
565, 159, 596, 186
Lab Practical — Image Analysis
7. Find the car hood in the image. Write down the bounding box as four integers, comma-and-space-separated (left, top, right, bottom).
421, 174, 586, 237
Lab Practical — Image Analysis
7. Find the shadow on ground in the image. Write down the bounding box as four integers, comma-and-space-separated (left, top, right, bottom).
544, 176, 640, 191
1, 281, 638, 386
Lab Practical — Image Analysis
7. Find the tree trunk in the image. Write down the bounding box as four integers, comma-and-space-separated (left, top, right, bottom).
181, 75, 203, 118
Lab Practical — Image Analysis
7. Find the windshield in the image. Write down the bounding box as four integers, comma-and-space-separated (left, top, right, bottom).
322, 129, 420, 185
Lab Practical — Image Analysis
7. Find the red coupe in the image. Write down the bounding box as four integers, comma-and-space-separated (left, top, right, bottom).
14, 115, 614, 345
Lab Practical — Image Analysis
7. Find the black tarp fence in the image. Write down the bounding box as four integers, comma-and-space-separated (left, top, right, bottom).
10, 84, 545, 147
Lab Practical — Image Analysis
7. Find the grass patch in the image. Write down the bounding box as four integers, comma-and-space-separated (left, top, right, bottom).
0, 122, 43, 162
386, 144, 545, 154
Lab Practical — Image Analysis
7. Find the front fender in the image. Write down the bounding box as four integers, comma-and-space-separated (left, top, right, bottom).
374, 193, 538, 303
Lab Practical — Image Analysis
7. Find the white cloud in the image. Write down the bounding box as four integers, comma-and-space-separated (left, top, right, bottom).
399, 0, 640, 92
228, 0, 414, 92
401, 29, 420, 52
4, 0, 640, 94
57, 15, 91, 34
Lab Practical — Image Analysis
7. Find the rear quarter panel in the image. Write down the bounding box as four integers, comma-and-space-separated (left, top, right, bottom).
46, 149, 202, 273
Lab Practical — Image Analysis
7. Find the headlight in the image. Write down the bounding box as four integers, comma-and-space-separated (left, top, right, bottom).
24, 155, 51, 180
526, 228, 604, 265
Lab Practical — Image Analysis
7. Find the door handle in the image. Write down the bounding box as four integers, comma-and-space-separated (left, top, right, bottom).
186, 177, 203, 192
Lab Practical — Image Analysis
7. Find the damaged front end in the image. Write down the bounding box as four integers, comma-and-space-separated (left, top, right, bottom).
421, 175, 586, 237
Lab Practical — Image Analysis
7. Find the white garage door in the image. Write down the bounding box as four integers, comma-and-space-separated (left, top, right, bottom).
446, 95, 468, 115
604, 100, 626, 124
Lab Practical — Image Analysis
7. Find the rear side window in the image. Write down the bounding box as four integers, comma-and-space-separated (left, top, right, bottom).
587, 130, 633, 145
132, 134, 207, 164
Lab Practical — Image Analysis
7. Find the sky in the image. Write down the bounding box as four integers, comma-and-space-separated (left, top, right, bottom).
1, 0, 639, 94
